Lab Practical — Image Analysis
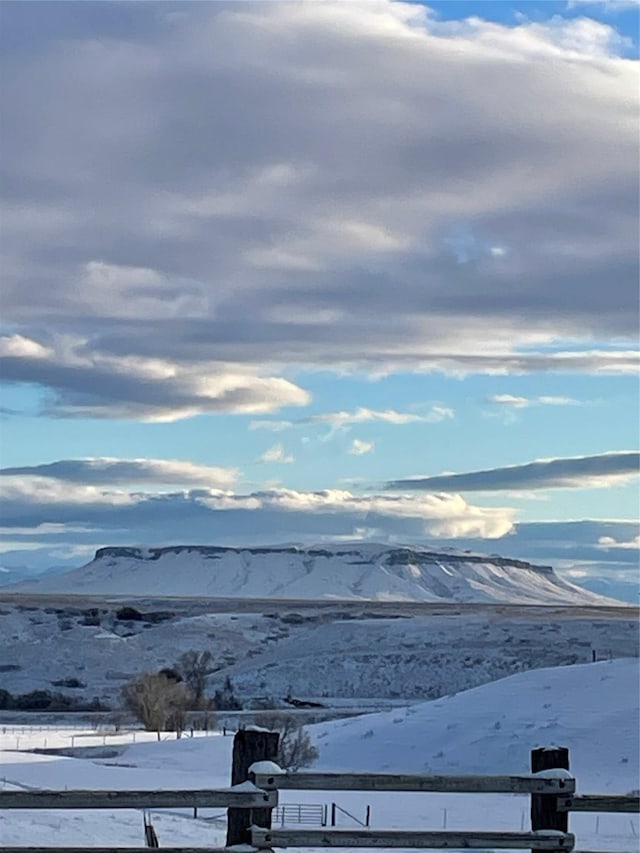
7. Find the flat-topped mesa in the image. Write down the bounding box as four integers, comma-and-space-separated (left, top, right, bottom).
15, 542, 611, 603
93, 543, 554, 575
382, 546, 555, 575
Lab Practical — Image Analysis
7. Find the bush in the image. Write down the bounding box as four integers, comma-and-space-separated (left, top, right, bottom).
176, 650, 215, 706
0, 688, 108, 712
51, 678, 86, 689
212, 676, 242, 710
257, 712, 319, 770
116, 606, 143, 621
121, 672, 193, 737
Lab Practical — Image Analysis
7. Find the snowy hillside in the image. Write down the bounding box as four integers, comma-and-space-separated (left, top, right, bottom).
11, 542, 620, 604
2, 660, 636, 851
310, 658, 640, 791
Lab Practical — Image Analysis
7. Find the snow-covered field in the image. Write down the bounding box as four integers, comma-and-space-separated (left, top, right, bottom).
1, 660, 638, 850
1, 599, 637, 706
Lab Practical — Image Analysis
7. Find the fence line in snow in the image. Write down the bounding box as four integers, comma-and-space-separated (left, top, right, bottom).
1, 732, 638, 853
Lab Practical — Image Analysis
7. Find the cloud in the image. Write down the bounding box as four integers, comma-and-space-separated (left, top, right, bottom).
0, 1, 637, 419
598, 534, 640, 549
0, 479, 514, 542
306, 406, 454, 429
251, 406, 454, 432
1, 467, 637, 598
259, 444, 295, 464
0, 458, 238, 488
567, 0, 639, 10
487, 394, 580, 408
0, 334, 310, 421
349, 439, 375, 456
386, 451, 640, 492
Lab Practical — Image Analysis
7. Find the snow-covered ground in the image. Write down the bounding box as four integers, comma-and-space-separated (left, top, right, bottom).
1, 600, 637, 706
9, 542, 620, 605
1, 660, 638, 850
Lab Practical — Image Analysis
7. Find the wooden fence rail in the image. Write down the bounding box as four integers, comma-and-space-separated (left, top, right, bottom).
1, 732, 638, 853
250, 770, 576, 794
0, 787, 276, 810
557, 794, 640, 813
251, 827, 576, 849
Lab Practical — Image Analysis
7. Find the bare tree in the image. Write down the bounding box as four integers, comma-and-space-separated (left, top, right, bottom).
176, 650, 215, 706
121, 672, 192, 739
258, 712, 319, 770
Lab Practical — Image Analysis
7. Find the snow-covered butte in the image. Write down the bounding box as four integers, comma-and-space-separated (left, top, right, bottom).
12, 543, 621, 604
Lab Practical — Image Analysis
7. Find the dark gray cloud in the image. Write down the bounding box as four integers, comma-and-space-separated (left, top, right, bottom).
386, 451, 640, 492
0, 2, 637, 418
0, 458, 238, 487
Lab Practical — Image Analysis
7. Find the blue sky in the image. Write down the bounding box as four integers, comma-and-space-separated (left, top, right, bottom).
0, 0, 638, 598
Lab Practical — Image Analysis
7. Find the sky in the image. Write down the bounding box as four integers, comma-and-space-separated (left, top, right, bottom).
0, 0, 638, 599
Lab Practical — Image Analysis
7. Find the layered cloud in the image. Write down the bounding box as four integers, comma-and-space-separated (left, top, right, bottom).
1, 2, 637, 419
0, 458, 238, 488
0, 479, 514, 542
386, 451, 640, 492
0, 334, 309, 421
251, 406, 454, 433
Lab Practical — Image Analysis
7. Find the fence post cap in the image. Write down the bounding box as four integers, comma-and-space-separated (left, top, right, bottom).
250, 760, 286, 775
532, 769, 574, 780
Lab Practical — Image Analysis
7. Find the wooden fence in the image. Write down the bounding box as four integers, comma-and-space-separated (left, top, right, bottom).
0, 730, 638, 853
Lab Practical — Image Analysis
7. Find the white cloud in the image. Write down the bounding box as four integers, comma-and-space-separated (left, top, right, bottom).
307, 406, 454, 428
259, 444, 295, 464
252, 406, 455, 433
0, 1, 636, 419
488, 394, 580, 408
598, 534, 640, 549
249, 420, 297, 432
349, 439, 375, 456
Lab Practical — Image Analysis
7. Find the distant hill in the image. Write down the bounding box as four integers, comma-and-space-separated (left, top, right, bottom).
10, 542, 621, 605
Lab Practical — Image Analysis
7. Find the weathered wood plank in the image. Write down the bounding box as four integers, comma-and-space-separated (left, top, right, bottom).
558, 794, 640, 813
0, 849, 232, 853
0, 787, 277, 810
251, 827, 575, 849
251, 771, 575, 794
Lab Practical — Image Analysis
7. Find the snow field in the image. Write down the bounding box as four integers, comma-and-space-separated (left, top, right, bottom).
0, 659, 638, 850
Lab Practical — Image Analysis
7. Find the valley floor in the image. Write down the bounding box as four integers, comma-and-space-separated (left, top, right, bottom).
1, 596, 637, 707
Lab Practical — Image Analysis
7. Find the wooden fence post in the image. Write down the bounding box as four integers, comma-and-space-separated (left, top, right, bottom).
226, 727, 279, 846
530, 746, 569, 853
